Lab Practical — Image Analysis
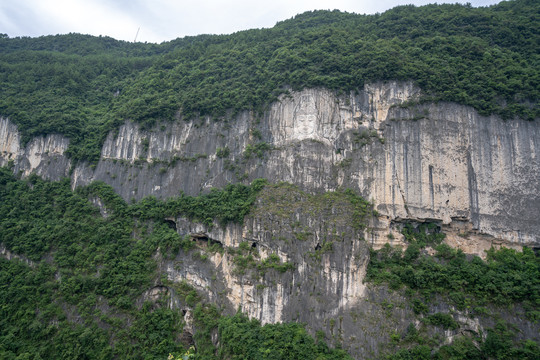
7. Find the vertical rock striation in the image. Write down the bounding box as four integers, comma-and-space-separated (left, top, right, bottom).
0, 117, 71, 179
3, 82, 535, 251
1, 82, 539, 358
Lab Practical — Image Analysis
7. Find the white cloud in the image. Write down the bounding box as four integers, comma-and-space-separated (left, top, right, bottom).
34, 0, 142, 40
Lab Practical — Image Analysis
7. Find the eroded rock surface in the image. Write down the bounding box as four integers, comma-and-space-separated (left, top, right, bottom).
2, 82, 539, 358
2, 82, 537, 253
159, 184, 538, 359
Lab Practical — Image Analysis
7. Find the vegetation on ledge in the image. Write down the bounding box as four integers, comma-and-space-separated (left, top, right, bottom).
367, 228, 539, 319
0, 169, 354, 359
252, 182, 376, 232
1, 0, 538, 162
366, 222, 540, 359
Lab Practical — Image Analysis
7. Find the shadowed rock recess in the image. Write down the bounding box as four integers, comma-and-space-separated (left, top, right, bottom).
1, 82, 539, 358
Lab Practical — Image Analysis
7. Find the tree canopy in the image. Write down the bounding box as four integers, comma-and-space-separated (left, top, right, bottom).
1, 0, 538, 162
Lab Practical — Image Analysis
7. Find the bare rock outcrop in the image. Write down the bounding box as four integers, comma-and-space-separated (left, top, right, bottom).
1, 82, 537, 254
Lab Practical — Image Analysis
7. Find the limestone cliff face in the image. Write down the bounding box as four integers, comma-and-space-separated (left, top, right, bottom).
0, 117, 71, 179
1, 82, 539, 358
157, 184, 538, 359
1, 82, 538, 253
160, 185, 391, 358
0, 117, 20, 157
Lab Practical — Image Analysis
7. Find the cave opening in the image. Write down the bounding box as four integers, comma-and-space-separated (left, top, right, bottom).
210, 238, 224, 249
163, 219, 177, 231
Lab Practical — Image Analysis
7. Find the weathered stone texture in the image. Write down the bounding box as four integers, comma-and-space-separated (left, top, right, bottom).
1, 82, 537, 252
1, 82, 539, 359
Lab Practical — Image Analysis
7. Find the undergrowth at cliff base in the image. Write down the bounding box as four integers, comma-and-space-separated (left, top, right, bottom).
385, 320, 539, 360
0, 168, 351, 359
366, 222, 540, 359
188, 310, 352, 360
367, 237, 539, 319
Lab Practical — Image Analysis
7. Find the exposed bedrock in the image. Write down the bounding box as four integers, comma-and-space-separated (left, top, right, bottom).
1, 81, 537, 253
2, 81, 539, 358
156, 185, 538, 359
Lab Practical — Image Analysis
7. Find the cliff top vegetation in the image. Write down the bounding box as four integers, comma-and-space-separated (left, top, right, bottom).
1, 167, 538, 359
0, 0, 538, 162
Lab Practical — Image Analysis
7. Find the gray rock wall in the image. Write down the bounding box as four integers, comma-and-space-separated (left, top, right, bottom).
1, 82, 537, 252
2, 82, 539, 359
159, 184, 539, 359
0, 117, 71, 179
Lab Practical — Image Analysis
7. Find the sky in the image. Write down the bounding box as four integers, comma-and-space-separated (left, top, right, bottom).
0, 0, 503, 44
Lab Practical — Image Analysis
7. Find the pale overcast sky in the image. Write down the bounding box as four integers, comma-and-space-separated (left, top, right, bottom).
0, 0, 502, 43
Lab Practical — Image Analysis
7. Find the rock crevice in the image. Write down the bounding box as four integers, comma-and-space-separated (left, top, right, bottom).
1, 82, 538, 252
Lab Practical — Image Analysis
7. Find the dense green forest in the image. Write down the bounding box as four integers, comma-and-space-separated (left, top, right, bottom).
1, 1, 539, 358
1, 167, 538, 359
0, 167, 351, 359
368, 225, 540, 359
1, 0, 538, 162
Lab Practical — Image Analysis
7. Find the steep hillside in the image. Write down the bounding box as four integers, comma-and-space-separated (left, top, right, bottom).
2, 83, 538, 252
1, 0, 538, 161
0, 1, 539, 359
0, 169, 538, 359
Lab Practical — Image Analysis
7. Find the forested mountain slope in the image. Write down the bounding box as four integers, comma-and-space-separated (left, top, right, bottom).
1, 0, 538, 161
0, 1, 539, 359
